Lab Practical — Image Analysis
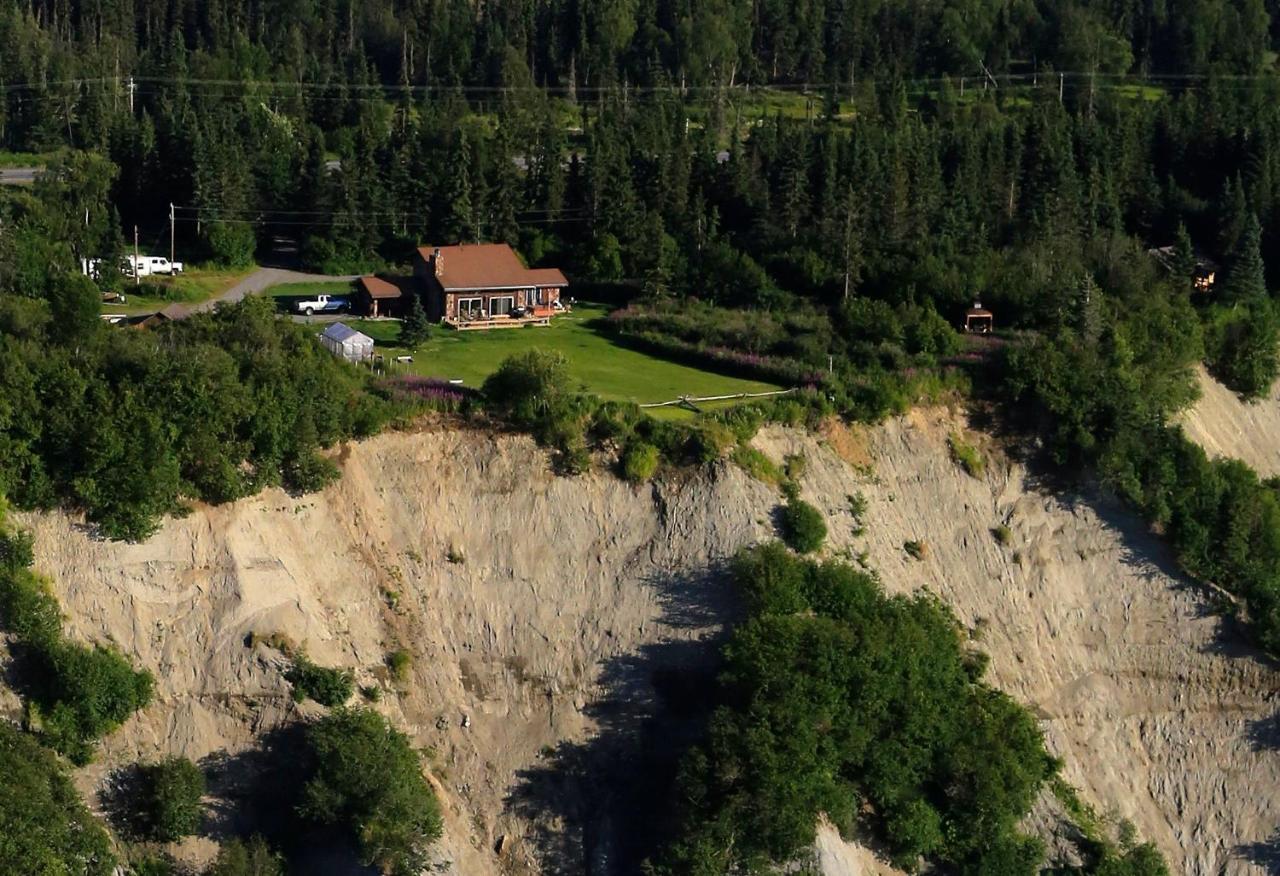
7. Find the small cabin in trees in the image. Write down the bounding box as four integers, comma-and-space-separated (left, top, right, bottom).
1147, 245, 1219, 294
413, 243, 568, 329
964, 302, 994, 333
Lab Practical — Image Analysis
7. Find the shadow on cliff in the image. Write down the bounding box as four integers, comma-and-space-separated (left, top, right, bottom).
196, 722, 377, 876
505, 559, 741, 875
985, 409, 1280, 755
1235, 828, 1280, 871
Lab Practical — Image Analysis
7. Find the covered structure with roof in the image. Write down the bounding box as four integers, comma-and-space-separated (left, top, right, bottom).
964, 302, 993, 333
1148, 245, 1219, 294
136, 303, 192, 330
319, 322, 374, 362
413, 243, 568, 328
356, 275, 411, 317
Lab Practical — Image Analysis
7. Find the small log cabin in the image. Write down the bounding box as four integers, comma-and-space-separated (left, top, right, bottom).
413, 243, 568, 328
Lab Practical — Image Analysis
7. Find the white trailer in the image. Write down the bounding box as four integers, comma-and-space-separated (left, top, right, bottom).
122, 255, 185, 278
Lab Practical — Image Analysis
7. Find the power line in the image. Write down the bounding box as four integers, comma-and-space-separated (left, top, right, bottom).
3, 71, 1280, 97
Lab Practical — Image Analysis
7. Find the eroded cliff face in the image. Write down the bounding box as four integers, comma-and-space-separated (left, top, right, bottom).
9, 414, 1280, 874
757, 412, 1280, 875
1179, 364, 1280, 477
17, 427, 778, 873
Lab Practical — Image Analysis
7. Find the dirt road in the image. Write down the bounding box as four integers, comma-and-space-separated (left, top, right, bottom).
191, 267, 360, 314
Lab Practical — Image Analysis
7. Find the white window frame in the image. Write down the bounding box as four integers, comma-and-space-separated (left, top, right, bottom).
457, 297, 483, 319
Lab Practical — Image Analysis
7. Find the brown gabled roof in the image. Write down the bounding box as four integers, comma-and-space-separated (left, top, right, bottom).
526, 267, 570, 287
359, 276, 405, 299
416, 243, 568, 291
137, 303, 191, 328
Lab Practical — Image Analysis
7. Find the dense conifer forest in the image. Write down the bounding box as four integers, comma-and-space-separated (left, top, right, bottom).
1, 1, 1279, 873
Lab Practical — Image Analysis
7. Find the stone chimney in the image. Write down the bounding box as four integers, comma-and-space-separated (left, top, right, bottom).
433, 247, 444, 277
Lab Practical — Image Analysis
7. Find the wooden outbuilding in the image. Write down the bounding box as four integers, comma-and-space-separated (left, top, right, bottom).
136, 303, 191, 330
356, 275, 409, 317
964, 302, 993, 333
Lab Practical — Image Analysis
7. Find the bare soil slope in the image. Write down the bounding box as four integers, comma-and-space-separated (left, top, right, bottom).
15, 427, 778, 873
754, 411, 1280, 874
1179, 364, 1280, 476
7, 414, 1279, 874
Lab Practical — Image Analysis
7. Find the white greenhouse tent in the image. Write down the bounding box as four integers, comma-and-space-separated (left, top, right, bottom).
319, 322, 374, 363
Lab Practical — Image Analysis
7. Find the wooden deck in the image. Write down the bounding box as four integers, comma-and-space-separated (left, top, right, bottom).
443, 314, 554, 331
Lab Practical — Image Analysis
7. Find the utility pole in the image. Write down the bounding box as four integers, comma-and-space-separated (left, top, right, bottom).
1059, 72, 1065, 103
128, 76, 136, 114
169, 203, 175, 266
133, 225, 140, 288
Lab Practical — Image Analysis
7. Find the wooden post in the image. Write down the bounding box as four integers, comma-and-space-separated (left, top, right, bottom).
133, 224, 140, 288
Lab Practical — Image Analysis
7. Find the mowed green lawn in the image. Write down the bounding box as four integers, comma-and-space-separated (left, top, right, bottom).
345, 305, 783, 408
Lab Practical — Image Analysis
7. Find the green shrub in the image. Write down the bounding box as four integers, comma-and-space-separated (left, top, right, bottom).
298, 708, 443, 875
783, 453, 807, 481
848, 492, 868, 535
387, 649, 412, 684
688, 421, 736, 464
993, 524, 1012, 545
286, 656, 354, 707
37, 643, 156, 765
556, 437, 592, 475
732, 444, 784, 486
622, 441, 661, 483
482, 350, 572, 428
590, 401, 644, 444
948, 433, 985, 478
715, 404, 766, 443
904, 540, 927, 560
142, 756, 206, 842
206, 836, 286, 876
284, 451, 340, 493
1204, 301, 1280, 399
130, 854, 179, 876
0, 524, 153, 764
779, 499, 827, 553
657, 546, 1056, 873
0, 722, 116, 874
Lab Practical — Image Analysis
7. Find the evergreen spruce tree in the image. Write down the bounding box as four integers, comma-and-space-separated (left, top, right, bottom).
1173, 222, 1196, 285
441, 132, 476, 243
1222, 213, 1268, 304
400, 292, 431, 348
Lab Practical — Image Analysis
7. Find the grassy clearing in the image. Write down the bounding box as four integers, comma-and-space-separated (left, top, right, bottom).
265, 280, 356, 300
0, 149, 59, 168
346, 304, 783, 405
113, 267, 255, 314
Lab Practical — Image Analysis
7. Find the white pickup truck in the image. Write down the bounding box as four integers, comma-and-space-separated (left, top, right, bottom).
294, 294, 350, 316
